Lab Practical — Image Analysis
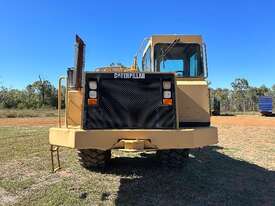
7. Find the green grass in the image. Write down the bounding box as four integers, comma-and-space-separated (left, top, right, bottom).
0, 127, 49, 161
0, 126, 274, 206
0, 109, 61, 118
0, 178, 35, 194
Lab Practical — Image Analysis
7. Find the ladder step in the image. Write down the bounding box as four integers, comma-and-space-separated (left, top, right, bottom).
50, 145, 61, 173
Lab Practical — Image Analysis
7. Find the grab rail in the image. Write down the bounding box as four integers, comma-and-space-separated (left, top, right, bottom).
58, 76, 68, 128
202, 43, 208, 78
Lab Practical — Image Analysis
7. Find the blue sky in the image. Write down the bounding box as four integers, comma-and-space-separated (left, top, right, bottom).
0, 0, 275, 89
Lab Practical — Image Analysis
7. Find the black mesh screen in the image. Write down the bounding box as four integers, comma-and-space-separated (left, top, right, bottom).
84, 72, 176, 129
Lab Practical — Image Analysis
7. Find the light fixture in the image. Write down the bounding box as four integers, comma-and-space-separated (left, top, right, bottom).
163, 81, 171, 90
89, 81, 97, 90
163, 91, 171, 99
89, 91, 97, 99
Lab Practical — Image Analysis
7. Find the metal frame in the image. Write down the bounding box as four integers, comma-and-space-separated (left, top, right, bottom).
50, 76, 68, 172
202, 43, 209, 78
49, 126, 218, 150
58, 76, 68, 128
50, 145, 61, 173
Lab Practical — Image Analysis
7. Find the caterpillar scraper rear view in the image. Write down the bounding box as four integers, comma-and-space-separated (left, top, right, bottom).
49, 34, 218, 171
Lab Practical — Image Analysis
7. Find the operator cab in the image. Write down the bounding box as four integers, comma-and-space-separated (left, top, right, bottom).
142, 35, 207, 78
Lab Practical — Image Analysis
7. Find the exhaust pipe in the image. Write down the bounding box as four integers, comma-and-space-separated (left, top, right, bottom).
68, 35, 85, 90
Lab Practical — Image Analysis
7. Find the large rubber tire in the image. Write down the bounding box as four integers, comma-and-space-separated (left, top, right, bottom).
156, 149, 189, 167
77, 149, 111, 170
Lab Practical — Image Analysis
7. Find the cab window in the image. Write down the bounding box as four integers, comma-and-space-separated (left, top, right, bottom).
154, 43, 203, 77
189, 53, 198, 77
159, 59, 184, 74
142, 46, 151, 71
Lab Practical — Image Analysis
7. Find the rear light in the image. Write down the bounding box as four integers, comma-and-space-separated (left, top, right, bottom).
163, 91, 171, 99
163, 81, 171, 90
163, 98, 172, 105
88, 98, 97, 105
89, 81, 97, 90
88, 80, 98, 105
162, 80, 172, 105
89, 91, 97, 98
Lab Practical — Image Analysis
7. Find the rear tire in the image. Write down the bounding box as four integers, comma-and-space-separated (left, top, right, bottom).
77, 149, 111, 170
156, 149, 189, 167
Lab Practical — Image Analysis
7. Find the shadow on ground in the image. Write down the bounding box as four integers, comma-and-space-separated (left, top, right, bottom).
262, 113, 275, 117
212, 113, 235, 116
104, 146, 275, 206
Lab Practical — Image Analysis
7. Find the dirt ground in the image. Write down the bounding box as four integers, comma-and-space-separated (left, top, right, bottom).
0, 115, 275, 127
211, 115, 275, 127
0, 117, 58, 126
0, 115, 274, 205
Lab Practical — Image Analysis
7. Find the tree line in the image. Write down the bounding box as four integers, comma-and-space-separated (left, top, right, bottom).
0, 77, 274, 112
210, 78, 275, 113
0, 76, 65, 109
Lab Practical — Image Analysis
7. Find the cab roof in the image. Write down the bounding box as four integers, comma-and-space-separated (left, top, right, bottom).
150, 34, 203, 45
143, 35, 203, 56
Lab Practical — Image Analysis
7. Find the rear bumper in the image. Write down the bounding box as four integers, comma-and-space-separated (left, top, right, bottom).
49, 127, 218, 150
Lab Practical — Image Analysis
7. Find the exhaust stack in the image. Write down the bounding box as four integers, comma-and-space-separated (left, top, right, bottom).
74, 35, 85, 89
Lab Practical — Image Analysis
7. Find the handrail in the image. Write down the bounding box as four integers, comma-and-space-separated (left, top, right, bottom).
58, 76, 68, 128
202, 43, 209, 78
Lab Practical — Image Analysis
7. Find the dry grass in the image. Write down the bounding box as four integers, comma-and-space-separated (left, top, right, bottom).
0, 120, 275, 205
0, 109, 60, 118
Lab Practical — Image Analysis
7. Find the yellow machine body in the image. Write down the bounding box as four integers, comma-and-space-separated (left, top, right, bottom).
49, 35, 217, 152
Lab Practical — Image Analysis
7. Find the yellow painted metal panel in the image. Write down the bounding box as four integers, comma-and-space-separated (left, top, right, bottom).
176, 80, 207, 86
49, 127, 218, 150
49, 127, 76, 148
67, 90, 83, 126
176, 80, 210, 123
151, 35, 203, 46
